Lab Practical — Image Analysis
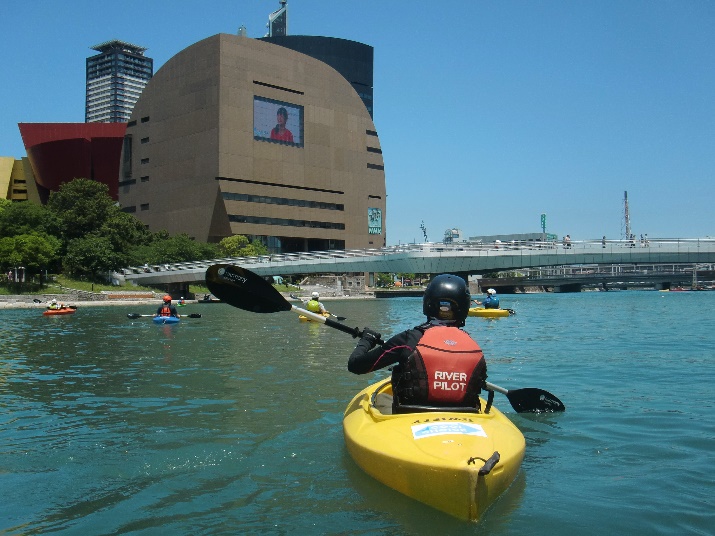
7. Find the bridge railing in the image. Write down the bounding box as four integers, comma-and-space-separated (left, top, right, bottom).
122, 237, 715, 275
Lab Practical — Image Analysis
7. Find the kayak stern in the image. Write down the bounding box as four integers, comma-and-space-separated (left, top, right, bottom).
343, 380, 525, 522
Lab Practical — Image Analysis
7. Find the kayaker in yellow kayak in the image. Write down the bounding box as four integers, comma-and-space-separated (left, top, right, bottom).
306, 291, 327, 315
348, 274, 488, 413
474, 288, 500, 309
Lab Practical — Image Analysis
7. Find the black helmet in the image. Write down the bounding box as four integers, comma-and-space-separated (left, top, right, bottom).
423, 274, 470, 326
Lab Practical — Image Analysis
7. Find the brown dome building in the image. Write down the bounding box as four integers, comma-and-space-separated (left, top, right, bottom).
119, 33, 386, 254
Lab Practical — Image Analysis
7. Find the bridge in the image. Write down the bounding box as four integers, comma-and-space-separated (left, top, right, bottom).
122, 237, 715, 293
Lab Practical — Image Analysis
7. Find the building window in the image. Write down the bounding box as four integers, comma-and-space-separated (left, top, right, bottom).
127, 120, 137, 127
140, 176, 149, 182
140, 116, 150, 123
140, 158, 149, 164
140, 203, 149, 210
217, 176, 343, 195
366, 129, 378, 136
367, 163, 384, 171
228, 214, 345, 230
122, 135, 132, 178
222, 192, 343, 211
140, 137, 149, 144
366, 147, 382, 154
122, 206, 137, 213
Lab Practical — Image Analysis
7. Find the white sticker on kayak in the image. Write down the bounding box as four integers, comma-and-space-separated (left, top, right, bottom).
411, 422, 487, 440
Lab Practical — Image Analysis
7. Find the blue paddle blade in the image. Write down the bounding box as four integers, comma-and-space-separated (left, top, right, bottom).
205, 264, 292, 314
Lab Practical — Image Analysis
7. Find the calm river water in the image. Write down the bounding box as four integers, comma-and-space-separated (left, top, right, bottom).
1, 290, 713, 535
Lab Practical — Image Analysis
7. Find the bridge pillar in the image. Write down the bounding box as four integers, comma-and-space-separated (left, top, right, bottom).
554, 283, 582, 293
155, 282, 192, 300
453, 272, 470, 287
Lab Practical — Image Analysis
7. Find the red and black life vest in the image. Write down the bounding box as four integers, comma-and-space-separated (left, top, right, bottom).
158, 305, 173, 317
394, 326, 486, 408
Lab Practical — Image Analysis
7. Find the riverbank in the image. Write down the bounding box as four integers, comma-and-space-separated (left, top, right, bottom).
0, 293, 376, 311
0, 298, 161, 310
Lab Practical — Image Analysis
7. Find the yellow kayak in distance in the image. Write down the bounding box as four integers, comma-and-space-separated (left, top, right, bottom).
343, 380, 525, 522
298, 312, 330, 322
468, 307, 510, 318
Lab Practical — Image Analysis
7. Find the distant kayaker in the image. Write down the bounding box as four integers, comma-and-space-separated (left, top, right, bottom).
48, 299, 62, 310
475, 288, 500, 309
306, 291, 327, 314
155, 295, 180, 318
347, 274, 488, 413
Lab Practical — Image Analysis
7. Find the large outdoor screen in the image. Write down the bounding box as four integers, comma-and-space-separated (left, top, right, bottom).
253, 96, 303, 147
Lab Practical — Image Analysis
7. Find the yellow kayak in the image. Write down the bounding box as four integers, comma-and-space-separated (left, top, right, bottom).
343, 380, 525, 522
468, 307, 510, 318
298, 312, 330, 322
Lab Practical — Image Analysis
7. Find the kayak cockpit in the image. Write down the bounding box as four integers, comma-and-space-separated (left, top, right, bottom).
369, 379, 495, 415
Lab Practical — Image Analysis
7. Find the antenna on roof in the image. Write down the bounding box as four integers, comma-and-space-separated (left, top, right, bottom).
267, 0, 288, 37
622, 190, 631, 240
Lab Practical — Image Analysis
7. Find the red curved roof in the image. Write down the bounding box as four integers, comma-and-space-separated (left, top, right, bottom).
19, 123, 126, 201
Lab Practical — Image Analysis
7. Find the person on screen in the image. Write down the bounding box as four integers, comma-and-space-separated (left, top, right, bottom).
270, 107, 294, 143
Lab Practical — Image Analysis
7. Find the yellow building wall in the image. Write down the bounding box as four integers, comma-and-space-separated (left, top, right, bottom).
0, 157, 39, 202
0, 156, 12, 199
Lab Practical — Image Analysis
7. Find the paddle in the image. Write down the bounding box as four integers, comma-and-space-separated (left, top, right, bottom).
205, 264, 565, 413
127, 313, 202, 319
289, 293, 347, 321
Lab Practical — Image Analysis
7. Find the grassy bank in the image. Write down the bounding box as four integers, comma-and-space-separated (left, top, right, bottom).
1, 275, 211, 299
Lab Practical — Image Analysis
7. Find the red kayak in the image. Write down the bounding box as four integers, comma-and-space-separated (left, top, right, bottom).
43, 307, 76, 316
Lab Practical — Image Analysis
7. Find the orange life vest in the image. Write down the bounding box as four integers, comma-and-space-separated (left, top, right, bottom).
394, 326, 486, 408
159, 305, 173, 317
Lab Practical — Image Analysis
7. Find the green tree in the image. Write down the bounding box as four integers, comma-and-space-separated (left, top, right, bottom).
218, 235, 268, 257
0, 233, 61, 281
63, 235, 123, 279
138, 233, 220, 264
100, 210, 153, 262
0, 201, 59, 238
374, 273, 395, 288
46, 179, 116, 242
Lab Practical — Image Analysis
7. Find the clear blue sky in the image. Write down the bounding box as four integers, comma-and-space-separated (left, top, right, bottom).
2, 1, 713, 245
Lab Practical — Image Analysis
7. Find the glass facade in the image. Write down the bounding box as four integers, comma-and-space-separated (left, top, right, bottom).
86, 40, 153, 123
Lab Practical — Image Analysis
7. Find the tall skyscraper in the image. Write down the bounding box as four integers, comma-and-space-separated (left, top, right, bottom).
85, 40, 153, 123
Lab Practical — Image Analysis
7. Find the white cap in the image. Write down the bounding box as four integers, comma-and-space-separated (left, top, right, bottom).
487, 288, 496, 295
311, 291, 320, 298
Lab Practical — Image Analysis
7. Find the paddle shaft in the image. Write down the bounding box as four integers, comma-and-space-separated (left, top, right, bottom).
291, 305, 360, 337
485, 382, 508, 395
127, 313, 201, 319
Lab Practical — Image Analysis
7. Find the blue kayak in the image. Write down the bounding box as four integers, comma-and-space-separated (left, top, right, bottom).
152, 316, 180, 325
